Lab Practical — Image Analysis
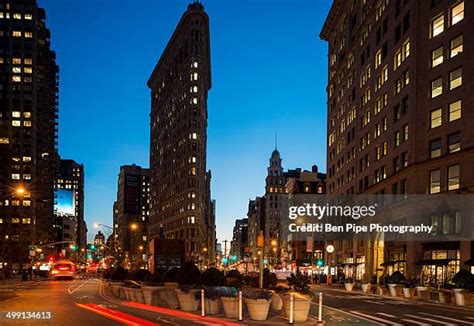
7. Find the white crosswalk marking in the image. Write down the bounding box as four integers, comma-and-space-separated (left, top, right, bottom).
363, 300, 385, 305
404, 314, 456, 325
419, 312, 473, 325
401, 319, 429, 325
376, 312, 397, 318
350, 310, 403, 325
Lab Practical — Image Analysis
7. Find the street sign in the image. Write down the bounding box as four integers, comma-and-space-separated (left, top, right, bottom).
243, 257, 251, 263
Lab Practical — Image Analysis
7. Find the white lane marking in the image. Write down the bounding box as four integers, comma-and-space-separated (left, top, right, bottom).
418, 312, 473, 325
68, 278, 90, 295
376, 312, 397, 318
364, 300, 385, 305
317, 304, 384, 324
400, 319, 429, 325
466, 317, 474, 320
349, 310, 403, 325
404, 314, 455, 326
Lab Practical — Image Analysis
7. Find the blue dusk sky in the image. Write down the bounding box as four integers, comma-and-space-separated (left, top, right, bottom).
40, 0, 332, 243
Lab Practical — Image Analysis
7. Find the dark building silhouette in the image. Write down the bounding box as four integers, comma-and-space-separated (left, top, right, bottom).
147, 2, 214, 262
321, 0, 472, 282
0, 0, 59, 270
230, 218, 248, 262
54, 159, 85, 262
114, 164, 150, 269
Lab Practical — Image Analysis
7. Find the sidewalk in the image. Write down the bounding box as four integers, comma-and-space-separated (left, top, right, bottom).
311, 283, 474, 310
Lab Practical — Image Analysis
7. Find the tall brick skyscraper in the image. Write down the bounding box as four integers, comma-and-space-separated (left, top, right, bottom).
321, 0, 472, 282
148, 2, 214, 261
0, 0, 59, 270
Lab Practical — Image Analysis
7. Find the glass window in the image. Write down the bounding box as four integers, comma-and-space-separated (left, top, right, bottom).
430, 109, 442, 128
450, 35, 463, 58
430, 169, 441, 194
448, 132, 460, 153
431, 47, 443, 67
12, 120, 21, 127
449, 68, 462, 89
431, 14, 444, 37
431, 78, 443, 98
430, 139, 442, 158
12, 111, 21, 118
449, 100, 461, 121
12, 31, 21, 37
451, 2, 464, 25
24, 14, 33, 20
448, 165, 460, 190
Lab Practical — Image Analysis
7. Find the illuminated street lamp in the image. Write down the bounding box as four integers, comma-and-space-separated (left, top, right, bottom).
15, 186, 26, 195
130, 223, 138, 231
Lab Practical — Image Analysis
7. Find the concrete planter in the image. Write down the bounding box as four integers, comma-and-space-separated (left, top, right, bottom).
175, 289, 199, 311
453, 289, 471, 306
388, 284, 402, 297
402, 287, 415, 299
270, 292, 283, 311
141, 286, 165, 305
160, 288, 180, 309
344, 283, 355, 292
164, 282, 179, 289
245, 298, 270, 321
221, 297, 239, 318
121, 287, 131, 301
129, 288, 144, 303
205, 298, 221, 315
361, 283, 371, 294
282, 294, 311, 323
111, 283, 123, 298
438, 290, 451, 304
416, 286, 430, 301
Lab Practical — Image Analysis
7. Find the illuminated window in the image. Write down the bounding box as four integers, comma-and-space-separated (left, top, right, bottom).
431, 47, 443, 67
13, 58, 21, 64
22, 218, 31, 224
12, 76, 21, 82
431, 78, 443, 98
12, 67, 21, 73
0, 138, 9, 144
430, 109, 442, 128
12, 31, 21, 37
12, 120, 21, 127
448, 165, 460, 190
190, 133, 197, 139
375, 50, 382, 68
23, 156, 31, 162
24, 58, 32, 65
192, 62, 198, 68
192, 98, 198, 104
11, 174, 20, 180
24, 67, 32, 74
12, 111, 21, 118
450, 35, 463, 58
449, 68, 462, 89
429, 169, 441, 194
11, 218, 20, 223
24, 121, 31, 127
24, 32, 33, 38
13, 13, 21, 19
451, 2, 464, 25
23, 112, 31, 118
24, 14, 33, 20
449, 100, 461, 121
23, 200, 31, 206
431, 15, 444, 38
394, 49, 402, 70
403, 40, 410, 58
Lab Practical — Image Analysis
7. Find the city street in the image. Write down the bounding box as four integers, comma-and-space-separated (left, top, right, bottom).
314, 285, 474, 325
0, 278, 213, 325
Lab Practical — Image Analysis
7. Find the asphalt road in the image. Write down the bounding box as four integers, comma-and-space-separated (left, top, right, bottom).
314, 285, 474, 325
0, 278, 206, 325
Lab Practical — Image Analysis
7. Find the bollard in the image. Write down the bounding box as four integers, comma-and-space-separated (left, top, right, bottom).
289, 293, 294, 324
238, 290, 243, 321
318, 292, 323, 324
201, 289, 205, 317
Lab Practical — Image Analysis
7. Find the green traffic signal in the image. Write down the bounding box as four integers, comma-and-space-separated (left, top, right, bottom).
316, 259, 324, 267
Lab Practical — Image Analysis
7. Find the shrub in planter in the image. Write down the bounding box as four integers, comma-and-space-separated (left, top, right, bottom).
142, 269, 166, 305
284, 271, 312, 322
199, 268, 226, 314
344, 277, 355, 292
102, 267, 113, 280
361, 273, 372, 293
243, 288, 271, 321
175, 262, 201, 311
225, 269, 243, 288
450, 269, 474, 306
176, 262, 201, 289
402, 278, 417, 299
218, 287, 239, 318
129, 269, 151, 282
164, 267, 179, 282
386, 271, 405, 297
110, 266, 128, 281
263, 268, 278, 288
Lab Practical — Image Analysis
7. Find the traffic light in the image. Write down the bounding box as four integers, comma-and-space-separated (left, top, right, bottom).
87, 244, 96, 251
316, 259, 324, 267
69, 244, 78, 251
222, 257, 228, 264
232, 255, 237, 262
